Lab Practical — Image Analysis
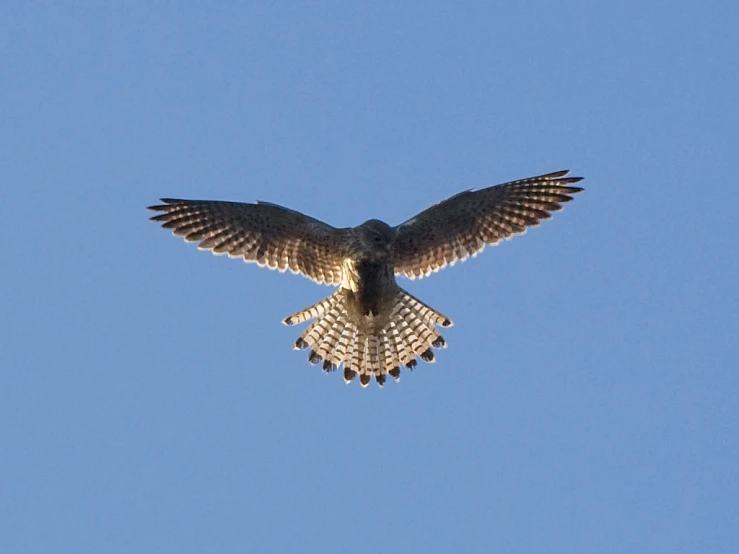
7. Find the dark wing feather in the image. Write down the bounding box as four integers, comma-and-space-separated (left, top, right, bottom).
392, 170, 584, 279
148, 199, 349, 285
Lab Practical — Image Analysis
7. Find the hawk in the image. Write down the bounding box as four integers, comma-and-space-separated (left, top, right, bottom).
148, 170, 583, 387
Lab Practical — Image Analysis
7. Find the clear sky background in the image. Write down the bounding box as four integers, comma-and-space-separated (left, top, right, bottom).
2, 2, 737, 553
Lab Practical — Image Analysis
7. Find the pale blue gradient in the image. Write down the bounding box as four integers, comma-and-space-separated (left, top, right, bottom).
1, 2, 737, 553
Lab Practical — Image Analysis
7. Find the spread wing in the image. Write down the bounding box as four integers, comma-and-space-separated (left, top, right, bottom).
148, 199, 350, 285
392, 170, 584, 279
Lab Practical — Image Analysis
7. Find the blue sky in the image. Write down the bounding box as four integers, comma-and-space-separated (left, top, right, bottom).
2, 1, 737, 552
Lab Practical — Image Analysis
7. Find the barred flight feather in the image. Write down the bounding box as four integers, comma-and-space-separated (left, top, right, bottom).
284, 288, 450, 387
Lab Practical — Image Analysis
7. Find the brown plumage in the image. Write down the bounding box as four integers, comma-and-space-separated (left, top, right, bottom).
148, 170, 583, 387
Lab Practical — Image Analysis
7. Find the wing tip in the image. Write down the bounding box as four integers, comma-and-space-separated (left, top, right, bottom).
147, 198, 186, 219
542, 170, 585, 188
148, 198, 183, 209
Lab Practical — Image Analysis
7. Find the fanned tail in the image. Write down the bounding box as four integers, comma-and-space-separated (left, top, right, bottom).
283, 288, 452, 387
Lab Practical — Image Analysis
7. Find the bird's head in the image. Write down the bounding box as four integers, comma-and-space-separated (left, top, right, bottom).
358, 219, 395, 258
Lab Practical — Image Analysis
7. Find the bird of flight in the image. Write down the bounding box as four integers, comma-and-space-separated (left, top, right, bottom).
149, 170, 583, 387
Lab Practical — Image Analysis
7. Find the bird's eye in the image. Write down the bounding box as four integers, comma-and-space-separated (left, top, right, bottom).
373, 235, 383, 244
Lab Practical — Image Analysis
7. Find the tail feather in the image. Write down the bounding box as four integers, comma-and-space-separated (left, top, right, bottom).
284, 287, 452, 387
354, 334, 368, 386
282, 295, 336, 326
391, 319, 420, 368
375, 335, 388, 387
342, 324, 358, 383
399, 290, 454, 328
314, 311, 347, 366
395, 316, 424, 359
303, 316, 332, 347
385, 323, 405, 381
353, 334, 362, 377
367, 334, 382, 384
335, 322, 354, 366
403, 305, 440, 350
380, 330, 397, 382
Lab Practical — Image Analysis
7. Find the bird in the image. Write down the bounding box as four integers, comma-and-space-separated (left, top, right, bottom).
148, 169, 583, 387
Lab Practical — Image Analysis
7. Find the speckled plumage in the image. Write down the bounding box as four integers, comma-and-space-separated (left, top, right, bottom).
148, 170, 583, 387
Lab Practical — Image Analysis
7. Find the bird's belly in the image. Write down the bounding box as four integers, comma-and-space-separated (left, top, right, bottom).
341, 259, 397, 329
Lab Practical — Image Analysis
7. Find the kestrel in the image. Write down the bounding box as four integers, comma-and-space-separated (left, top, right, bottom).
148, 170, 583, 387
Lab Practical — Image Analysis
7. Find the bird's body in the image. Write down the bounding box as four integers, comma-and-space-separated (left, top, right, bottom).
149, 170, 583, 387
340, 220, 397, 325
